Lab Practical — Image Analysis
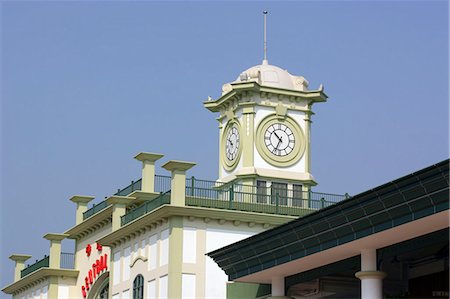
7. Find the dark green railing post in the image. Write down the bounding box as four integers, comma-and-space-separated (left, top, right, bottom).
229, 186, 234, 209
276, 193, 280, 214
131, 180, 135, 192
309, 190, 312, 208
320, 197, 325, 209
191, 176, 195, 196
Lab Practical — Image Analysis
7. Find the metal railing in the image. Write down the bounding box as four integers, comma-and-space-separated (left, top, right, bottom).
185, 183, 346, 216
60, 252, 75, 269
121, 191, 171, 226
155, 175, 171, 193
114, 175, 172, 196
85, 175, 347, 223
83, 199, 109, 220
20, 252, 75, 278
20, 255, 49, 278
83, 175, 172, 221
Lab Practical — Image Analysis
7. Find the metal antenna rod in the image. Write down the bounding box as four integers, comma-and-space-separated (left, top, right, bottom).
263, 11, 268, 63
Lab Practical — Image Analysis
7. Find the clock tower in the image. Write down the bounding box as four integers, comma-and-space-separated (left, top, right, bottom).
204, 59, 327, 196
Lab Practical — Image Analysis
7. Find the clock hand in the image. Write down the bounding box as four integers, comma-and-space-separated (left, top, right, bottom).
274, 132, 282, 142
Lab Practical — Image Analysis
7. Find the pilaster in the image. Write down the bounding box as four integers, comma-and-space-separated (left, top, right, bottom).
242, 103, 255, 168
47, 276, 59, 298
9, 254, 31, 282
106, 196, 135, 231
134, 152, 164, 192
167, 216, 183, 299
43, 233, 69, 268
162, 160, 196, 206
304, 108, 312, 174
70, 195, 95, 225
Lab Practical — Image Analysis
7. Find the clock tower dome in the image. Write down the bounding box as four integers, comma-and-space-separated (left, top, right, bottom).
204, 59, 327, 196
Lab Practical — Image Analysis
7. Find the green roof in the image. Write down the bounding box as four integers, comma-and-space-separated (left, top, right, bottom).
207, 159, 449, 281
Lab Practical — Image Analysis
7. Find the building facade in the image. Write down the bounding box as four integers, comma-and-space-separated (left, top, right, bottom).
3, 59, 347, 299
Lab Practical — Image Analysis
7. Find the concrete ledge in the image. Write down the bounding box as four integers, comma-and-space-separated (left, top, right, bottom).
69, 195, 95, 204
162, 160, 196, 172
9, 254, 32, 263
106, 196, 136, 205
134, 152, 164, 162
43, 233, 69, 241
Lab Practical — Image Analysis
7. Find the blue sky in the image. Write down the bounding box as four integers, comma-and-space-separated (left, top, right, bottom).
1, 1, 448, 291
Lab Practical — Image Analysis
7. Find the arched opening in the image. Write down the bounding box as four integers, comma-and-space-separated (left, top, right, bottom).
87, 272, 109, 299
133, 274, 144, 299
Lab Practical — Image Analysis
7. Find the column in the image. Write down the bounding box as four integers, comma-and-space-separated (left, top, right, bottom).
43, 233, 69, 268
355, 249, 386, 299
162, 160, 196, 206
134, 152, 164, 193
267, 276, 290, 299
70, 195, 95, 225
106, 196, 135, 231
9, 254, 31, 282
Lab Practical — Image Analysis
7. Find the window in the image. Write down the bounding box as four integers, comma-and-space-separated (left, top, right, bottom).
292, 184, 303, 207
271, 182, 287, 206
133, 275, 144, 299
256, 180, 267, 203
98, 283, 109, 299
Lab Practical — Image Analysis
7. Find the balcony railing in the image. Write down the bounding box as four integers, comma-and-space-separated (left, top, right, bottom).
21, 255, 49, 278
184, 182, 346, 216
121, 191, 171, 226
87, 175, 348, 224
83, 200, 109, 220
83, 175, 173, 221
119, 178, 348, 226
20, 252, 75, 278
60, 252, 75, 269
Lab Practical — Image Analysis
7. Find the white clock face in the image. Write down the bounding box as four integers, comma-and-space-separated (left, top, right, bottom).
226, 126, 240, 161
264, 123, 295, 156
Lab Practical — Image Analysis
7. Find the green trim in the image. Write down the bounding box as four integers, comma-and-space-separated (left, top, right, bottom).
21, 255, 49, 278
221, 120, 243, 171
255, 114, 305, 167
305, 107, 312, 173
242, 112, 255, 168
227, 282, 271, 299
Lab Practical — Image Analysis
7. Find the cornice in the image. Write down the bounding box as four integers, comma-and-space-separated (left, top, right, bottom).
64, 206, 113, 240
2, 268, 79, 295
203, 82, 327, 113
97, 205, 295, 248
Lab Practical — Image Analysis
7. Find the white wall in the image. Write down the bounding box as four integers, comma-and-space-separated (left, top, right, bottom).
13, 281, 48, 299
205, 228, 254, 299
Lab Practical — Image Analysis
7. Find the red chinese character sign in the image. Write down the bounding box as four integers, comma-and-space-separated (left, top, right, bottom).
85, 244, 92, 257
81, 243, 108, 298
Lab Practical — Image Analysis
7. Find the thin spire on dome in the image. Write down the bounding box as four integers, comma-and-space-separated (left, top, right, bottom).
263, 11, 268, 65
